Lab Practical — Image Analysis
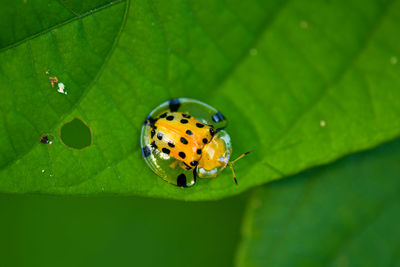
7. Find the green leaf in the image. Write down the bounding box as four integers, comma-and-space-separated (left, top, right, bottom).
236, 138, 400, 267
0, 0, 400, 200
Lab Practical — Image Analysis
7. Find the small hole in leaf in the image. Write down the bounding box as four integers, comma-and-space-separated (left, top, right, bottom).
60, 118, 92, 149
40, 134, 54, 145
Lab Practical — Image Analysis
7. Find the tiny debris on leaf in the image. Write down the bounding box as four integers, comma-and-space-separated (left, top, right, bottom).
320, 120, 326, 127
49, 77, 58, 88
57, 82, 67, 94
40, 134, 53, 145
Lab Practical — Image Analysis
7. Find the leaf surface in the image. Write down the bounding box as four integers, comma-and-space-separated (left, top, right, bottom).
0, 0, 400, 200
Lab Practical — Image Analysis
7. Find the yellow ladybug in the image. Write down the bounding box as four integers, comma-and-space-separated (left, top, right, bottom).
141, 98, 251, 187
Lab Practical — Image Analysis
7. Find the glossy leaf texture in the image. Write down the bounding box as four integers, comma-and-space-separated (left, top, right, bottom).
0, 0, 400, 200
236, 139, 400, 267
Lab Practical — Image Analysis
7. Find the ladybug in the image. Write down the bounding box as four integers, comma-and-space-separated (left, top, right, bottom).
140, 98, 251, 187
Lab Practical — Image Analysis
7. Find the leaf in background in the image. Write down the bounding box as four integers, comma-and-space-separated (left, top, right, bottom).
0, 0, 400, 200
0, 193, 247, 267
236, 139, 400, 267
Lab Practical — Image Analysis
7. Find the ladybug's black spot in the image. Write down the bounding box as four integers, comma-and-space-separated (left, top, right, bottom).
209, 128, 215, 136
186, 130, 193, 135
190, 161, 198, 167
202, 138, 208, 144
179, 152, 186, 159
151, 129, 156, 138
151, 141, 158, 149
157, 132, 163, 140
169, 98, 181, 112
180, 137, 188, 144
177, 173, 187, 187
159, 112, 168, 118
146, 116, 157, 126
142, 146, 151, 157
212, 111, 225, 123
196, 149, 202, 155
182, 113, 191, 118
180, 119, 189, 124
162, 147, 170, 155
168, 141, 175, 148
196, 123, 204, 128
166, 115, 174, 121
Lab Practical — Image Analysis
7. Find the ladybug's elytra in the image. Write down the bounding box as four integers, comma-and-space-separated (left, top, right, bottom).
140, 98, 251, 188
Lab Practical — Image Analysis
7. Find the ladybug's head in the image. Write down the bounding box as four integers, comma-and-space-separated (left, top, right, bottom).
197, 130, 232, 178
197, 130, 252, 185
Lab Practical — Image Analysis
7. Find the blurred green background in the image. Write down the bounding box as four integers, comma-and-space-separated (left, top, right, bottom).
0, 193, 247, 267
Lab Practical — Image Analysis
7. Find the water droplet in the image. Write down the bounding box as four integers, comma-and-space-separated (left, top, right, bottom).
249, 48, 258, 56
320, 120, 326, 127
300, 20, 309, 29
101, 187, 105, 192
390, 56, 398, 65
60, 118, 92, 149
42, 169, 45, 173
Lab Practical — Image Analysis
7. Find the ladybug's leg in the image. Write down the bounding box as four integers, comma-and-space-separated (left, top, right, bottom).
230, 151, 252, 164
192, 166, 197, 183
229, 163, 238, 185
228, 150, 253, 185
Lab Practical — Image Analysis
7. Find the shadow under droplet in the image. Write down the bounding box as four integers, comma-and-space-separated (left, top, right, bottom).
60, 118, 92, 149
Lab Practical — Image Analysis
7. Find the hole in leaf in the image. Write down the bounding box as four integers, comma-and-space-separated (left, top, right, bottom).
60, 118, 92, 149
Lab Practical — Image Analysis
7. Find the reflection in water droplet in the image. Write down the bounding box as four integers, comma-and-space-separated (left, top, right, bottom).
60, 118, 92, 149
